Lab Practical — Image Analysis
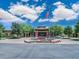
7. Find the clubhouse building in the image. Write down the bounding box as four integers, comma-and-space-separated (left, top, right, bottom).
4, 26, 50, 38
34, 26, 49, 38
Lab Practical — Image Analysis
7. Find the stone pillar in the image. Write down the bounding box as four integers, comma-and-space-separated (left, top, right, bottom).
35, 31, 38, 39
46, 31, 49, 38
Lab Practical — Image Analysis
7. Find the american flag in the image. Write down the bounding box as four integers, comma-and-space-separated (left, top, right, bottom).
45, 12, 49, 18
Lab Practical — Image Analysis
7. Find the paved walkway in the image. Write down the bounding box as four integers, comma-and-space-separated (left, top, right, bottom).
0, 43, 79, 59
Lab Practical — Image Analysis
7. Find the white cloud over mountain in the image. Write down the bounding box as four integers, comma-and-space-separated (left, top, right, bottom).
0, 8, 24, 23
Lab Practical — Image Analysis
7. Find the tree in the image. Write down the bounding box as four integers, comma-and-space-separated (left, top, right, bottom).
19, 23, 34, 37
11, 22, 22, 38
64, 26, 73, 37
11, 22, 34, 38
50, 25, 64, 36
0, 23, 4, 40
74, 21, 79, 37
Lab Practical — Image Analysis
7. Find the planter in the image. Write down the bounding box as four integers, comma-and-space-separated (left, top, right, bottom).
71, 38, 79, 41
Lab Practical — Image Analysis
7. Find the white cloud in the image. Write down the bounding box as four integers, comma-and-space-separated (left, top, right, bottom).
21, 0, 39, 2
35, 6, 45, 14
38, 19, 49, 22
34, 0, 39, 2
0, 8, 24, 23
9, 3, 45, 22
49, 18, 61, 22
9, 4, 38, 21
35, 3, 46, 14
21, 0, 29, 2
50, 1, 78, 22
9, 5, 37, 15
72, 3, 79, 12
53, 1, 63, 6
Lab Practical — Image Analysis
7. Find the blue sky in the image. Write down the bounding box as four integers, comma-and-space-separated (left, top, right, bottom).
0, 0, 79, 29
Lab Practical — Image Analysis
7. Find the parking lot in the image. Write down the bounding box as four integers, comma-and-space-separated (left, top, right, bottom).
0, 43, 79, 59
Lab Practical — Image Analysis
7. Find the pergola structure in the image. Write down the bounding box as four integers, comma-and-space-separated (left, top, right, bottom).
34, 26, 49, 39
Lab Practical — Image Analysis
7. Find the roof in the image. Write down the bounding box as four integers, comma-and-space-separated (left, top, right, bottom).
34, 26, 49, 31
35, 26, 48, 29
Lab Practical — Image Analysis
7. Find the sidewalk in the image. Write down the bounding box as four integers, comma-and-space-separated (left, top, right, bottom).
0, 38, 79, 44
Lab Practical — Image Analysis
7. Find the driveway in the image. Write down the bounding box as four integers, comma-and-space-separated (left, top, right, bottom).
0, 43, 79, 59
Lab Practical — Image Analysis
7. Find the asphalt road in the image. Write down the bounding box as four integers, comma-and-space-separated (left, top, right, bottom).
0, 43, 79, 59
